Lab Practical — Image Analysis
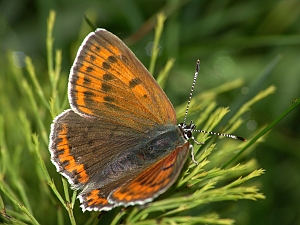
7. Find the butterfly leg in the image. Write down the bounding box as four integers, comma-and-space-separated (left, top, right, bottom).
189, 144, 199, 165
192, 137, 204, 145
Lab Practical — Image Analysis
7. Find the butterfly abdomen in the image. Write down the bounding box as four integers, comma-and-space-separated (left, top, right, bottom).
136, 125, 186, 162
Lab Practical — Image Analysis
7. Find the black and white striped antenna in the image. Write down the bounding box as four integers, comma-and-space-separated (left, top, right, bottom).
181, 60, 246, 142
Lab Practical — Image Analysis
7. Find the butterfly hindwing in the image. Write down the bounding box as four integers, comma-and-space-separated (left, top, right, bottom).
50, 109, 148, 188
109, 142, 190, 205
77, 142, 190, 211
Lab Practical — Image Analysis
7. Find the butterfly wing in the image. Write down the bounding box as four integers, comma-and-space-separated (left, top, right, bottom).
69, 29, 177, 129
77, 142, 190, 211
109, 142, 190, 206
50, 109, 152, 188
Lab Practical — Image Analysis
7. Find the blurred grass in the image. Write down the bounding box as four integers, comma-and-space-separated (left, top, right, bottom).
1, 0, 300, 224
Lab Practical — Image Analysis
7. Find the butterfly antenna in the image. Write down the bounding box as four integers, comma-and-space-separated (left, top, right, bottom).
182, 60, 246, 142
194, 129, 246, 142
183, 59, 200, 125
182, 60, 246, 143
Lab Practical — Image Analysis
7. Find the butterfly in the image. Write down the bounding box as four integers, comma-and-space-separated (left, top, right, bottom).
49, 28, 245, 212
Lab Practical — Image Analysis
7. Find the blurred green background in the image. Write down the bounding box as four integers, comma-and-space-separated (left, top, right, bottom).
1, 0, 300, 224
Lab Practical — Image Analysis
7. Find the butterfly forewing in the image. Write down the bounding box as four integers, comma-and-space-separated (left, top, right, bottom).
69, 29, 177, 129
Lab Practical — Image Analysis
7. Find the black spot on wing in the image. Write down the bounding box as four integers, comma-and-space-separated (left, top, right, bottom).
86, 66, 94, 72
83, 77, 91, 85
90, 54, 96, 61
83, 91, 95, 105
104, 96, 115, 102
101, 83, 112, 92
103, 73, 114, 81
108, 55, 117, 63
129, 78, 141, 88
102, 62, 110, 70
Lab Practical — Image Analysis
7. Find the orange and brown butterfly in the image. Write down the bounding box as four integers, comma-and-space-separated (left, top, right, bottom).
49, 28, 245, 212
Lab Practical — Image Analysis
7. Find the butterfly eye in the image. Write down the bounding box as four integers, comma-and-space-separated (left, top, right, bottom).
186, 131, 192, 139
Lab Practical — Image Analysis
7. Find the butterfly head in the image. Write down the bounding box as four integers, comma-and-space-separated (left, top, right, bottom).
178, 121, 196, 141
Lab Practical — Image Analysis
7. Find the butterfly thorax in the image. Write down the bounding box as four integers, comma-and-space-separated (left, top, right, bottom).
136, 125, 186, 161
